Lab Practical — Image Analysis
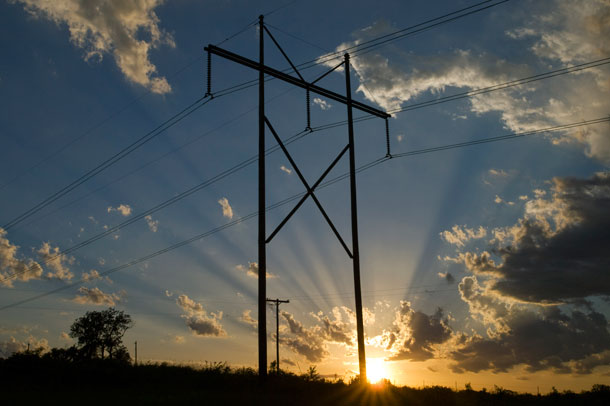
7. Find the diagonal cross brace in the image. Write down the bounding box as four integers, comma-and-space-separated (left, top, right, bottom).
264, 117, 353, 258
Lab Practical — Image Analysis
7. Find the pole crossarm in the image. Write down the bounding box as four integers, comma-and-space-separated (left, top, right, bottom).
204, 44, 390, 119
264, 117, 353, 258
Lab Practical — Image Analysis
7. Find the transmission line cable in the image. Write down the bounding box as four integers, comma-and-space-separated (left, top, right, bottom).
307, 57, 610, 131
1, 97, 213, 231
14, 88, 297, 231
2, 116, 607, 310
190, 0, 514, 105
1, 127, 311, 283
0, 21, 257, 193
5, 58, 607, 280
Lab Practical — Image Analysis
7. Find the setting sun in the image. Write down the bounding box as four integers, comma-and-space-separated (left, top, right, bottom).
367, 358, 389, 384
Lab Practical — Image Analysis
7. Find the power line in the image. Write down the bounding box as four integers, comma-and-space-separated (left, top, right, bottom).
285, 0, 512, 70
5, 57, 606, 281
197, 0, 514, 104
2, 117, 607, 311
1, 96, 212, 231
308, 57, 610, 130
388, 57, 610, 115
0, 56, 206, 193
0, 19, 259, 194
13, 87, 298, 231
0, 127, 310, 284
390, 116, 610, 158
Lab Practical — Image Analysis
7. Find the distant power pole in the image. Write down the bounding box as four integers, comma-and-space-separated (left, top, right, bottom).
267, 298, 289, 373
134, 341, 138, 365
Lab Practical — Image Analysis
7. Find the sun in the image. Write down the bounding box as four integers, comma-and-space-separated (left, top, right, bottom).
366, 358, 389, 384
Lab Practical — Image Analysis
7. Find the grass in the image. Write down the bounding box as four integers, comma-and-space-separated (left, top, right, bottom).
2, 353, 609, 405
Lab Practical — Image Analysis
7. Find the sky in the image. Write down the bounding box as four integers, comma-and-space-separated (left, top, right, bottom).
1, 0, 609, 393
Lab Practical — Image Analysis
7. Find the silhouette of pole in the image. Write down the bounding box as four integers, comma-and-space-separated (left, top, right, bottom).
345, 53, 367, 383
203, 18, 389, 386
267, 298, 289, 372
257, 14, 268, 381
134, 340, 138, 365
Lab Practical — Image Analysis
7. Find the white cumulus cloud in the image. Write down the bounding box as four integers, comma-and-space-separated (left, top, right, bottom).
14, 0, 174, 93
107, 204, 132, 216
176, 294, 226, 337
218, 197, 233, 220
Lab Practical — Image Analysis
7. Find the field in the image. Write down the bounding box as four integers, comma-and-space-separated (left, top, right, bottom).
2, 353, 609, 405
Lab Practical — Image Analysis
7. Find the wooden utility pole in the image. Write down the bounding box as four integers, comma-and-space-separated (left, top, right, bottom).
266, 298, 289, 373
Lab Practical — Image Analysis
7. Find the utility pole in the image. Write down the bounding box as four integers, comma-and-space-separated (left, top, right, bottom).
266, 298, 289, 373
204, 15, 390, 383
344, 53, 366, 382
257, 14, 268, 382
134, 341, 138, 365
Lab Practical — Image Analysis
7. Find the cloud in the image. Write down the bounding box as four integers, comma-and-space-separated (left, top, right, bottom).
494, 195, 515, 206
37, 242, 74, 280
218, 197, 233, 220
280, 165, 292, 174
311, 307, 355, 346
488, 169, 509, 177
82, 269, 110, 283
460, 172, 610, 304
240, 309, 258, 332
176, 294, 226, 337
450, 275, 610, 374
0, 228, 43, 286
14, 0, 174, 93
72, 286, 123, 306
235, 262, 276, 279
280, 311, 329, 363
0, 336, 49, 358
440, 225, 487, 248
164, 290, 173, 297
375, 301, 452, 361
326, 3, 610, 162
60, 332, 72, 341
107, 204, 132, 216
281, 358, 296, 366
437, 272, 455, 284
144, 215, 159, 232
0, 337, 27, 357
312, 97, 332, 110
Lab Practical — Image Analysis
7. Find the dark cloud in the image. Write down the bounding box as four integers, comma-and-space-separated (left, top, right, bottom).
280, 311, 328, 363
383, 301, 452, 361
438, 272, 455, 284
463, 172, 610, 303
184, 315, 225, 337
311, 308, 355, 346
451, 276, 610, 373
281, 358, 296, 366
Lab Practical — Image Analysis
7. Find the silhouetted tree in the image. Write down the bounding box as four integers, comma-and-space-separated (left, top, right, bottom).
69, 308, 133, 360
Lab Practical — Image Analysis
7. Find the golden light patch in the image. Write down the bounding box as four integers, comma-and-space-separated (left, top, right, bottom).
367, 358, 388, 384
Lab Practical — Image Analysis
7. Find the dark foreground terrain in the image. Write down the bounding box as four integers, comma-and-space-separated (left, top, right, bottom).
2, 353, 609, 405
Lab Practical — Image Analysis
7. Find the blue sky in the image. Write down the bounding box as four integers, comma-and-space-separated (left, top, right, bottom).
1, 0, 609, 392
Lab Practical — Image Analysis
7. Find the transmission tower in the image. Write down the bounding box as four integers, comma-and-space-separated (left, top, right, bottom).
205, 15, 389, 382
